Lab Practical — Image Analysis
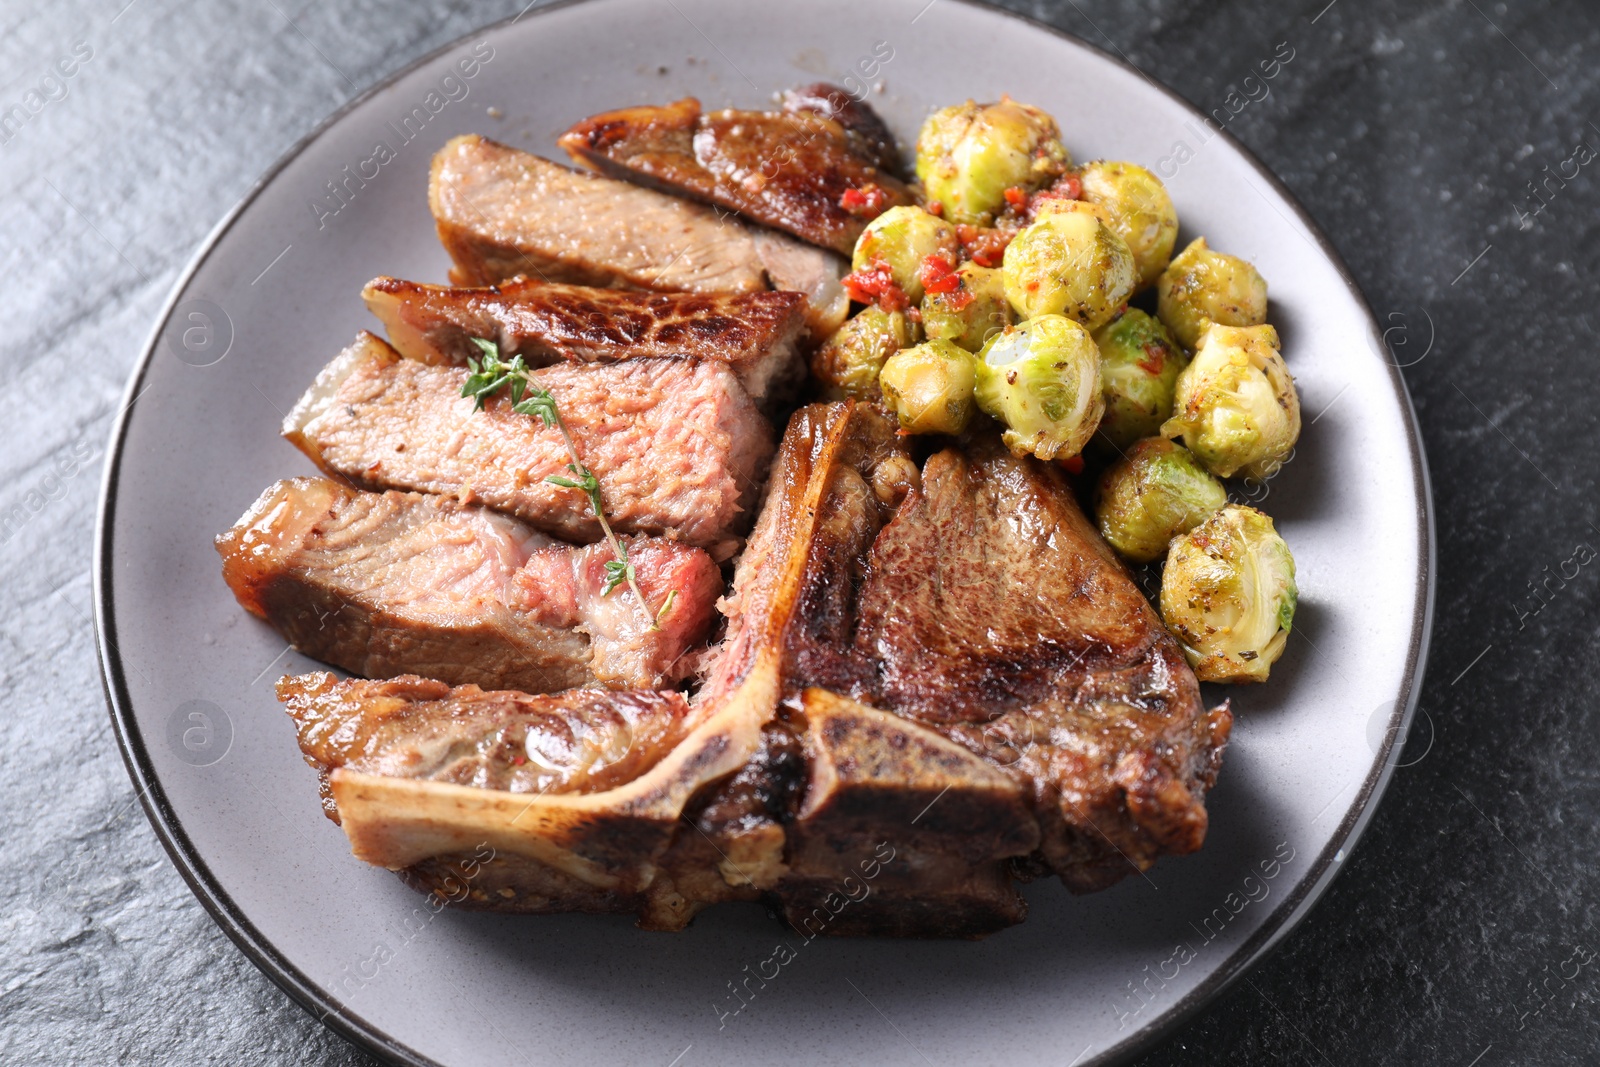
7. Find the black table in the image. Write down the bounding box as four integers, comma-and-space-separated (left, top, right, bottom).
2, 0, 1593, 1062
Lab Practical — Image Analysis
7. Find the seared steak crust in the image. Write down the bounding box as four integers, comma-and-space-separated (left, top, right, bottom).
282, 332, 773, 559
855, 440, 1157, 723
781, 82, 902, 174
639, 721, 806, 930
218, 477, 721, 693
363, 275, 806, 405
559, 96, 913, 255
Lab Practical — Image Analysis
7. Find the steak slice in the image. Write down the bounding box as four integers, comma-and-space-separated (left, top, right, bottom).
558, 96, 912, 256
279, 672, 691, 820
281, 332, 773, 559
429, 135, 848, 338
362, 275, 805, 405
218, 477, 721, 693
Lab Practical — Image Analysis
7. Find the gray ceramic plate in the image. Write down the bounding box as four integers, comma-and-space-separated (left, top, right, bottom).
95, 1, 1434, 1064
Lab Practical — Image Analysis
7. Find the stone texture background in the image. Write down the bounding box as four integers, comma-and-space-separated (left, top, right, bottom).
1, 0, 1595, 1063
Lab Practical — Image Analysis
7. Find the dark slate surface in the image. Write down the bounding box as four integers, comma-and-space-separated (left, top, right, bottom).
1, 0, 1593, 1063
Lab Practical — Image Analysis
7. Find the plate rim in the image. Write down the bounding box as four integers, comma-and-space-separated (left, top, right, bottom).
91, 2, 1436, 1064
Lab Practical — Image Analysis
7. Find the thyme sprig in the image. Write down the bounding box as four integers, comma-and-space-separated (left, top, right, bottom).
461, 337, 668, 629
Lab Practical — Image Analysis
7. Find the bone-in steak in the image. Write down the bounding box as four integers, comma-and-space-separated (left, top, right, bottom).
712, 402, 1230, 901
362, 275, 806, 405
219, 477, 721, 693
282, 332, 773, 559
277, 401, 1228, 936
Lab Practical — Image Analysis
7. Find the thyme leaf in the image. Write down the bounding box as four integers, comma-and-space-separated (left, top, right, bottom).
460, 338, 664, 630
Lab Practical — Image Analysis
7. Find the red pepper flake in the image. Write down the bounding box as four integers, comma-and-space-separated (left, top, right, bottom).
1137, 342, 1167, 376
1003, 186, 1030, 210
925, 199, 944, 217
1027, 173, 1084, 217
956, 224, 1014, 269
841, 256, 909, 312
1060, 455, 1085, 475
919, 253, 961, 295
840, 183, 889, 218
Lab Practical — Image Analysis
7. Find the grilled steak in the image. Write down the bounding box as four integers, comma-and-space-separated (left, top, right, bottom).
218, 477, 720, 693
429, 135, 849, 338
362, 275, 806, 405
281, 332, 773, 559
282, 401, 1228, 937
559, 95, 912, 256
280, 673, 692, 819
699, 403, 1230, 916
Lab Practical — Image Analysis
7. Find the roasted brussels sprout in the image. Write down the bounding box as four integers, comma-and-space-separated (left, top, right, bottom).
1093, 308, 1187, 452
1161, 322, 1300, 479
879, 340, 978, 435
1095, 438, 1226, 563
1001, 208, 1136, 330
1078, 161, 1179, 291
1159, 504, 1297, 684
1156, 237, 1268, 350
810, 305, 916, 399
974, 314, 1104, 461
921, 261, 1013, 352
851, 206, 958, 303
915, 97, 1071, 225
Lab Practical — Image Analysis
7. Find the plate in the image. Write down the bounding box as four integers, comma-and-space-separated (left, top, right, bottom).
94, 1, 1434, 1063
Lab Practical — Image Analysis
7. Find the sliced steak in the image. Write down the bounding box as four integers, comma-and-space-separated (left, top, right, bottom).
746, 228, 849, 341
362, 275, 805, 405
429, 134, 848, 338
559, 96, 912, 256
218, 477, 721, 693
275, 405, 1228, 936
281, 332, 773, 559
279, 672, 691, 819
